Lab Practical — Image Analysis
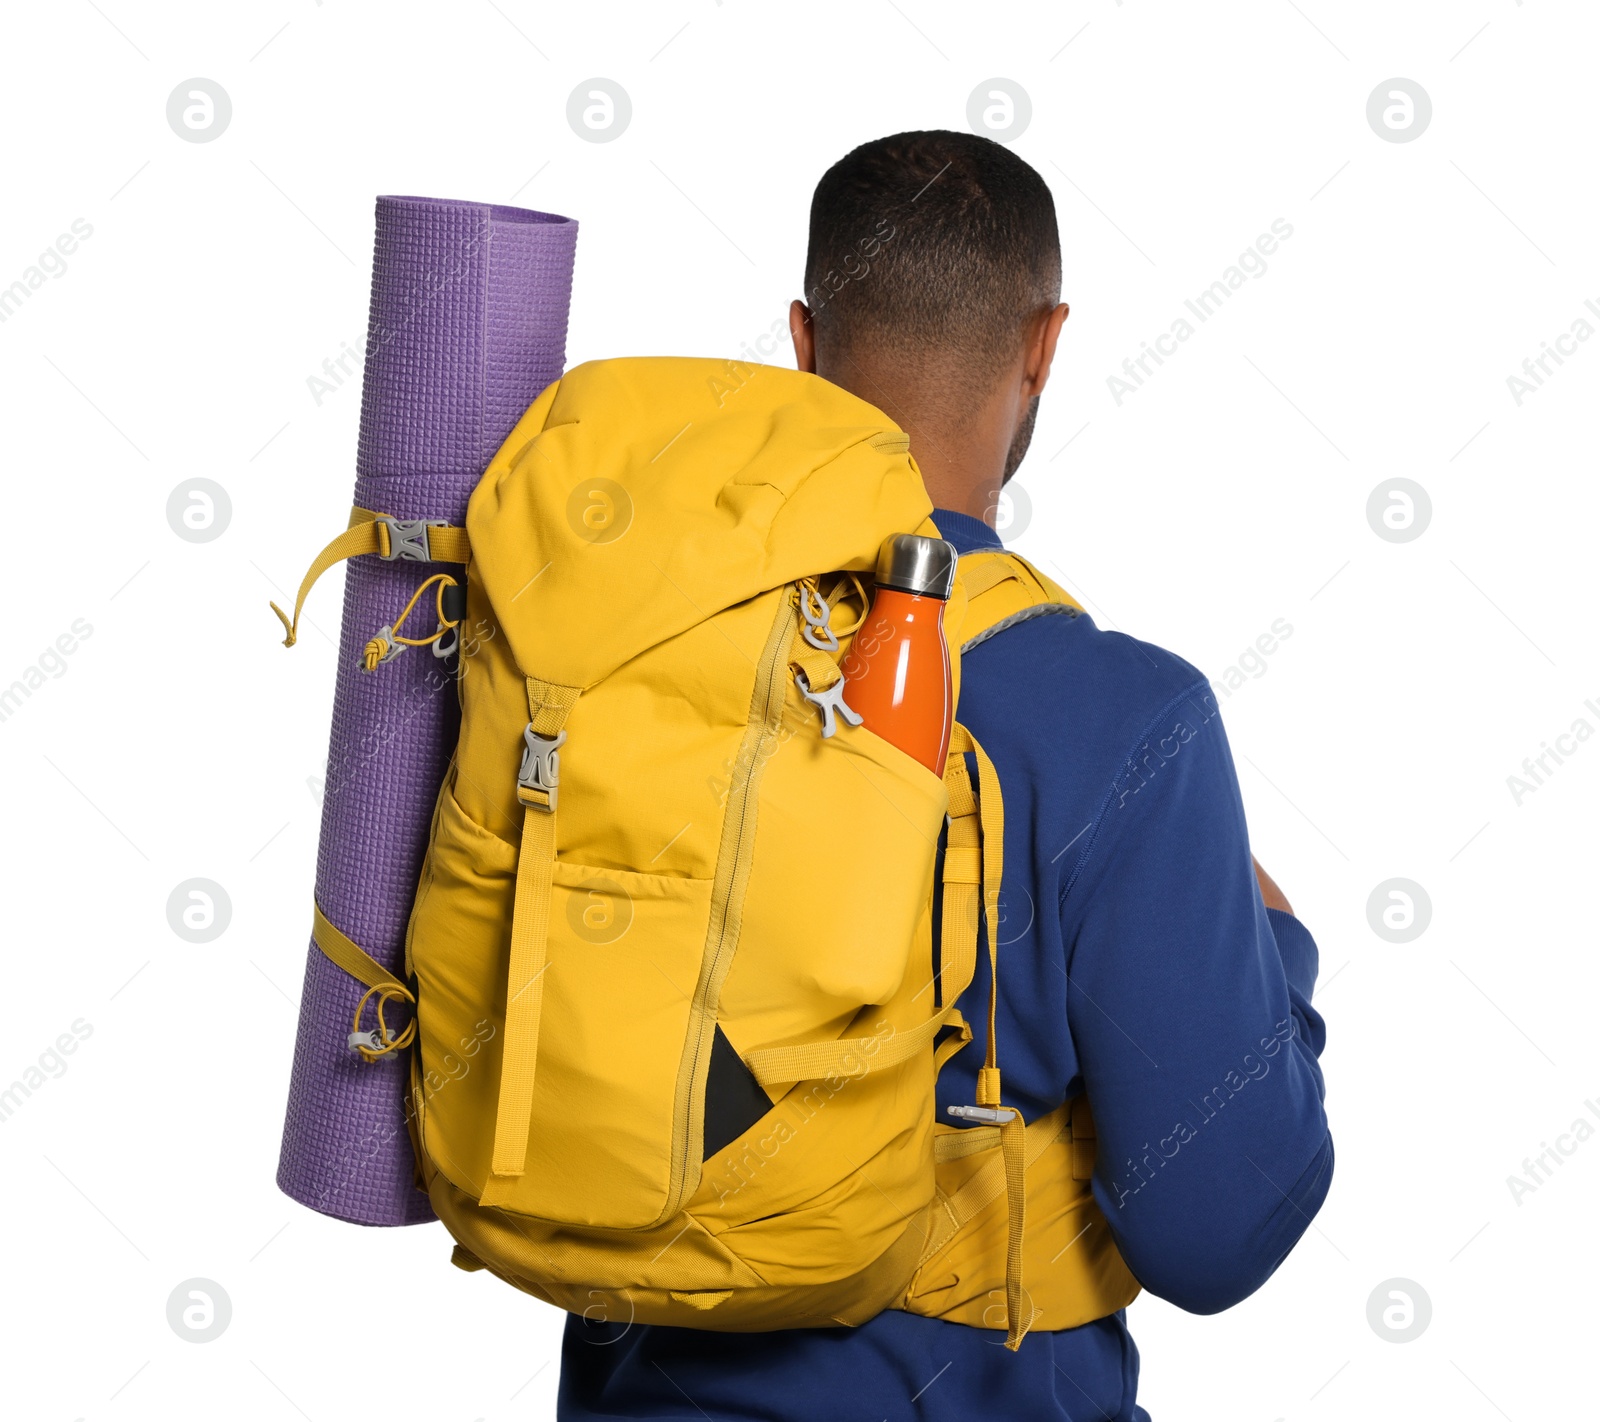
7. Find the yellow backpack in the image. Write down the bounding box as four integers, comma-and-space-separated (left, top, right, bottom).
280, 357, 1139, 1348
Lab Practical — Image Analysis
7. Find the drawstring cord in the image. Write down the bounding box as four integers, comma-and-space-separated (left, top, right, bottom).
362, 573, 462, 672
349, 980, 417, 1062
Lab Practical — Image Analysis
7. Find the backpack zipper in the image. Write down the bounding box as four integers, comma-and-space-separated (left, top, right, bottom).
660, 589, 797, 1222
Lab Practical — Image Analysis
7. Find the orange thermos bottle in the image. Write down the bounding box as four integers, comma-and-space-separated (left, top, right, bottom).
842, 534, 957, 775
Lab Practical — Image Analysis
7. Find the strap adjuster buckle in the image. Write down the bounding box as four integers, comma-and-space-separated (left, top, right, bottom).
518, 727, 567, 813
378, 516, 447, 562
946, 1104, 1017, 1125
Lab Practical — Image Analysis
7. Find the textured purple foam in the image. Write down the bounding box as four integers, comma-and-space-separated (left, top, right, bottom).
278, 195, 577, 1225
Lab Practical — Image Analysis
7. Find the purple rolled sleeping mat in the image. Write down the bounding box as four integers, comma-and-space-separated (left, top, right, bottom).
278, 195, 577, 1225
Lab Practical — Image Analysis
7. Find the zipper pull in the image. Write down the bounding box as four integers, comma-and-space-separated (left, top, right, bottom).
797, 580, 839, 651
794, 665, 862, 739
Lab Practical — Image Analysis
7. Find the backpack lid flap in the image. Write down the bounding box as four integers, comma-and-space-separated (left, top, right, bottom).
468, 357, 932, 688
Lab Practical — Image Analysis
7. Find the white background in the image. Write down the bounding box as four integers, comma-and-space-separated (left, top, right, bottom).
2, 2, 1595, 1419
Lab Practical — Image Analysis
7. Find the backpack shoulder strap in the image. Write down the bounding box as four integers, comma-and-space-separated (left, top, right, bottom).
954, 550, 1082, 655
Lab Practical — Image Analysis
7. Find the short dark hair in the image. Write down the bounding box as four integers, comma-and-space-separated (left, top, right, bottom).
803, 130, 1061, 376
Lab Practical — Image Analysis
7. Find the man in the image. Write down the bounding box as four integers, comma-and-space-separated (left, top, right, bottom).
561, 130, 1331, 1421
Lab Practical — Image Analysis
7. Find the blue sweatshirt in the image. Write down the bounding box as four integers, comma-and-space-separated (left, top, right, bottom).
559, 509, 1333, 1421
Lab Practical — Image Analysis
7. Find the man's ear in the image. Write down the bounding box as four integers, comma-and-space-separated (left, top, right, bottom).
1022, 302, 1070, 398
789, 299, 817, 374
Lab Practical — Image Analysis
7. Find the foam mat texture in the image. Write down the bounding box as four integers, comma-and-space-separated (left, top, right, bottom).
277, 195, 577, 1225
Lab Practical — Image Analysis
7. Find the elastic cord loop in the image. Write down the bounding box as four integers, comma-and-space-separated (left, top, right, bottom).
350, 981, 417, 1063
362, 573, 461, 672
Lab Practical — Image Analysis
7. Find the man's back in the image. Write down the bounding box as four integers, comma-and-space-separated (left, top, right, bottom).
559, 509, 1332, 1421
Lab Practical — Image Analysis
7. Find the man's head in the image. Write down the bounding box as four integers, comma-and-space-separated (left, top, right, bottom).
790, 131, 1069, 520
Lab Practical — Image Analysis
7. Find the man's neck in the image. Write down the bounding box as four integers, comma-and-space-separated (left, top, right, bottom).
817, 361, 1023, 527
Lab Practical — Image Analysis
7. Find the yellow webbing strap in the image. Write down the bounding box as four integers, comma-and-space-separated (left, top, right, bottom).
313, 899, 407, 993
1010, 553, 1082, 610
482, 677, 580, 1193
789, 639, 843, 692
925, 1102, 1070, 1348
956, 552, 1025, 601
933, 750, 982, 1072
358, 505, 472, 563
952, 724, 1006, 1110
269, 505, 470, 648
745, 999, 950, 1086
955, 551, 1083, 658
960, 550, 1070, 608
311, 900, 416, 1063
932, 1099, 1070, 1169
951, 723, 1029, 1349
997, 1109, 1029, 1349
744, 733, 990, 1089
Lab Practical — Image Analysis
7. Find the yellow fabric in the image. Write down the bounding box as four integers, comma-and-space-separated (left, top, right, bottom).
743, 726, 996, 1091
670, 1289, 732, 1310
1011, 553, 1082, 610
938, 721, 1030, 1345
788, 638, 843, 693
951, 550, 1083, 652
904, 1101, 1140, 1333
313, 900, 405, 993
526, 677, 580, 737
939, 756, 981, 1011
382, 358, 1134, 1339
952, 552, 1019, 601
270, 507, 469, 648
745, 998, 952, 1087
482, 678, 580, 1191
997, 1109, 1029, 1349
484, 799, 556, 1182
271, 521, 380, 648
351, 505, 472, 563
465, 361, 931, 690
408, 362, 940, 1241
661, 592, 797, 1223
941, 845, 981, 884
958, 725, 1006, 1089
929, 1105, 1068, 1241
932, 751, 981, 1073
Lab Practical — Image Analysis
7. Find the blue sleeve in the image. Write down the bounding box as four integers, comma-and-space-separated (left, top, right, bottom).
1060, 683, 1333, 1314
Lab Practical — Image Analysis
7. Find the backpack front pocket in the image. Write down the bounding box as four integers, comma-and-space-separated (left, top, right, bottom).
722, 701, 950, 1055
408, 779, 714, 1229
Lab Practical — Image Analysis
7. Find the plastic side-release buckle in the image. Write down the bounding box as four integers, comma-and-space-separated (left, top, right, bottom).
946, 1104, 1018, 1125
379, 516, 447, 562
517, 727, 567, 813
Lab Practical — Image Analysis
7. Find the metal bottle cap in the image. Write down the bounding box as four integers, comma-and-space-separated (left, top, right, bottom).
875, 534, 958, 601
